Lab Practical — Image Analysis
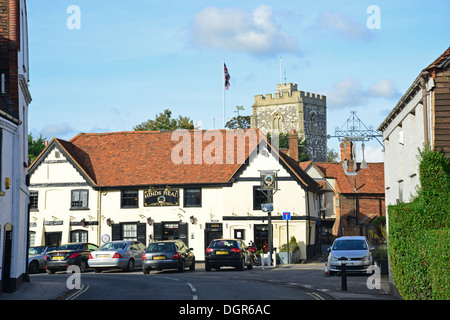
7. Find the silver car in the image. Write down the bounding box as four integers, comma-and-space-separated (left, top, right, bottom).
327, 236, 374, 275
28, 246, 56, 274
88, 240, 146, 272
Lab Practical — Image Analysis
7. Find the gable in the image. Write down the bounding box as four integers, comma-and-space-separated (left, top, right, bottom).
29, 139, 96, 186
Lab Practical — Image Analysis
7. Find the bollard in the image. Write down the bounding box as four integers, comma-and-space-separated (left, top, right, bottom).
341, 260, 348, 291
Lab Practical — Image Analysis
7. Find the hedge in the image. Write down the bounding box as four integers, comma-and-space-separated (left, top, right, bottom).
388, 146, 450, 300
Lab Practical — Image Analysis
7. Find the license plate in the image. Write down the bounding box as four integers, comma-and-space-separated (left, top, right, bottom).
53, 256, 64, 260
216, 251, 228, 255
97, 255, 109, 259
153, 256, 165, 260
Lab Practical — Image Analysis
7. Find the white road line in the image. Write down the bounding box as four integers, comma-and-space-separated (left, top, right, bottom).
66, 284, 90, 300
307, 292, 325, 300
186, 282, 198, 300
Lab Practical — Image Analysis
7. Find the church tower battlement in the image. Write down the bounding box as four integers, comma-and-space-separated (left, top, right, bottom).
251, 83, 327, 162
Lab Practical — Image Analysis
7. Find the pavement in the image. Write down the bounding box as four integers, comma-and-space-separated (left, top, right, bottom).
0, 259, 401, 301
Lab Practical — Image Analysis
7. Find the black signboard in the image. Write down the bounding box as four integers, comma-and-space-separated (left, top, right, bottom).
144, 187, 179, 206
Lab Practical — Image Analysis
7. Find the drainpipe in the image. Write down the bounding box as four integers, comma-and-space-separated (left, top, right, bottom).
420, 72, 429, 145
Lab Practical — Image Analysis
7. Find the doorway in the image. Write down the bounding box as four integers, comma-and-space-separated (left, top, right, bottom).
254, 224, 269, 252
2, 223, 13, 293
45, 232, 62, 247
205, 223, 223, 250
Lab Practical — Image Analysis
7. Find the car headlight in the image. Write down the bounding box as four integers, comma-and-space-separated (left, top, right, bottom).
330, 255, 339, 262
362, 254, 371, 262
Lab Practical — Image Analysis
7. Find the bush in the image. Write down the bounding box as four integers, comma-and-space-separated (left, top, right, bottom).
388, 146, 450, 300
279, 236, 300, 252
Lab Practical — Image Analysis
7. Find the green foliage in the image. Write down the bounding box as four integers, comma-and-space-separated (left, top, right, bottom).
266, 132, 309, 161
28, 133, 47, 163
388, 146, 450, 300
279, 236, 300, 252
225, 115, 251, 129
134, 109, 195, 131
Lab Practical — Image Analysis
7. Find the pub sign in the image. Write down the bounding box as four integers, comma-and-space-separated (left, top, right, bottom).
144, 187, 179, 206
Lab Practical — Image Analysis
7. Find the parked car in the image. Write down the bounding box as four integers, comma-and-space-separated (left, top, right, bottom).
88, 240, 146, 272
45, 242, 98, 274
326, 236, 374, 275
205, 239, 253, 271
142, 240, 195, 274
28, 246, 57, 274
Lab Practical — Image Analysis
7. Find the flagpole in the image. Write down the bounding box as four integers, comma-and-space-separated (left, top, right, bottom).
223, 59, 225, 129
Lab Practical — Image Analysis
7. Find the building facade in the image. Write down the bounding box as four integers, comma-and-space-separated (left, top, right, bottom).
301, 141, 385, 243
0, 0, 31, 294
28, 130, 323, 261
378, 47, 450, 206
251, 83, 327, 162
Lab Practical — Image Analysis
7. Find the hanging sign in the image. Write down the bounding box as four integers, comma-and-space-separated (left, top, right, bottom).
144, 187, 179, 206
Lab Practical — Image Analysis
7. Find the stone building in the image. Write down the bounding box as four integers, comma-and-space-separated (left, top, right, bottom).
250, 83, 327, 162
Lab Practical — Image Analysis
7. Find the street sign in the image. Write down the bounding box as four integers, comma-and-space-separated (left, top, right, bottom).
262, 203, 273, 212
283, 212, 291, 220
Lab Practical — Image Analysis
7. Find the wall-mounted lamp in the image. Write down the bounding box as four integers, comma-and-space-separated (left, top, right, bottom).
81, 218, 86, 227
147, 217, 153, 226
190, 216, 197, 224
106, 218, 113, 226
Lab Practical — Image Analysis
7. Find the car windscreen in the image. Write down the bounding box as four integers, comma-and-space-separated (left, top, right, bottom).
332, 240, 368, 250
57, 244, 83, 251
146, 242, 176, 252
99, 242, 128, 251
209, 240, 238, 249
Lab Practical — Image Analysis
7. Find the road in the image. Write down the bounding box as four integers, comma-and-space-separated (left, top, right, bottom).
29, 263, 326, 301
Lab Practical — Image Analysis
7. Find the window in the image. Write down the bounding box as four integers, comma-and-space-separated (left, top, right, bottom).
272, 113, 282, 131
121, 189, 138, 208
253, 186, 271, 210
184, 188, 201, 207
71, 230, 88, 242
30, 190, 38, 210
122, 223, 137, 241
71, 190, 88, 209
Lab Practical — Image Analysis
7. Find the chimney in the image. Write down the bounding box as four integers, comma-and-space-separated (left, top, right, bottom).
288, 129, 299, 163
340, 140, 353, 162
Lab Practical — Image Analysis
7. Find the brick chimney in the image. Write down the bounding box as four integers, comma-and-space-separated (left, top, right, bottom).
288, 129, 299, 163
340, 140, 353, 162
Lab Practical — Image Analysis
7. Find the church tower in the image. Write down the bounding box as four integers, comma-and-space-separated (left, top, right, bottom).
250, 83, 327, 162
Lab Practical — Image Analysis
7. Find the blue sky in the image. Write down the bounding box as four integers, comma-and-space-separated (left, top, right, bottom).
27, 0, 449, 162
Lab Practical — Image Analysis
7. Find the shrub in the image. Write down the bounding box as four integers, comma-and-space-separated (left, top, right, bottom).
388, 146, 450, 300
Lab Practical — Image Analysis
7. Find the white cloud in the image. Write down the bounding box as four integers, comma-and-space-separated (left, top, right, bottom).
356, 144, 384, 163
316, 12, 374, 41
190, 5, 299, 56
327, 77, 399, 108
368, 79, 399, 98
40, 123, 76, 140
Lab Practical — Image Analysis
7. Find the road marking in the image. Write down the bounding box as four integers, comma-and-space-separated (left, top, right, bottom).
307, 292, 325, 300
66, 284, 89, 300
186, 282, 198, 300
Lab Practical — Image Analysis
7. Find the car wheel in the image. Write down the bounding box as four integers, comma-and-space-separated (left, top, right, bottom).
79, 260, 86, 273
125, 259, 135, 272
205, 263, 211, 272
29, 260, 39, 274
178, 259, 185, 272
143, 267, 150, 274
237, 258, 245, 271
46, 268, 55, 274
189, 259, 195, 271
93, 268, 103, 273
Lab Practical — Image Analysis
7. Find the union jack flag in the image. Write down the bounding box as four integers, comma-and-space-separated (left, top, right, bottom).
224, 62, 230, 90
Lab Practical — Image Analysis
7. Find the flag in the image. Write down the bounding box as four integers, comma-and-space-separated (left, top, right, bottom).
224, 62, 230, 90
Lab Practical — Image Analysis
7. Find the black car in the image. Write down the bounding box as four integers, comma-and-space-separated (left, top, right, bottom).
45, 242, 98, 274
142, 240, 195, 274
205, 239, 253, 271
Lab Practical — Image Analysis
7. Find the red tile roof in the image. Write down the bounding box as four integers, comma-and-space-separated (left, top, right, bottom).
310, 161, 385, 194
31, 130, 319, 190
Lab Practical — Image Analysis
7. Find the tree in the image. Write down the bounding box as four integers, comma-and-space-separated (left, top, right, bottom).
133, 109, 195, 131
28, 133, 47, 163
266, 132, 309, 162
327, 148, 339, 162
225, 115, 251, 129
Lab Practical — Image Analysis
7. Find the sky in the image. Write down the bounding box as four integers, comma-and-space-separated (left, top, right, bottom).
26, 0, 449, 162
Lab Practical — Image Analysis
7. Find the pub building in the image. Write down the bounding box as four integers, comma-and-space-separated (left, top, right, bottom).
28, 129, 322, 261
